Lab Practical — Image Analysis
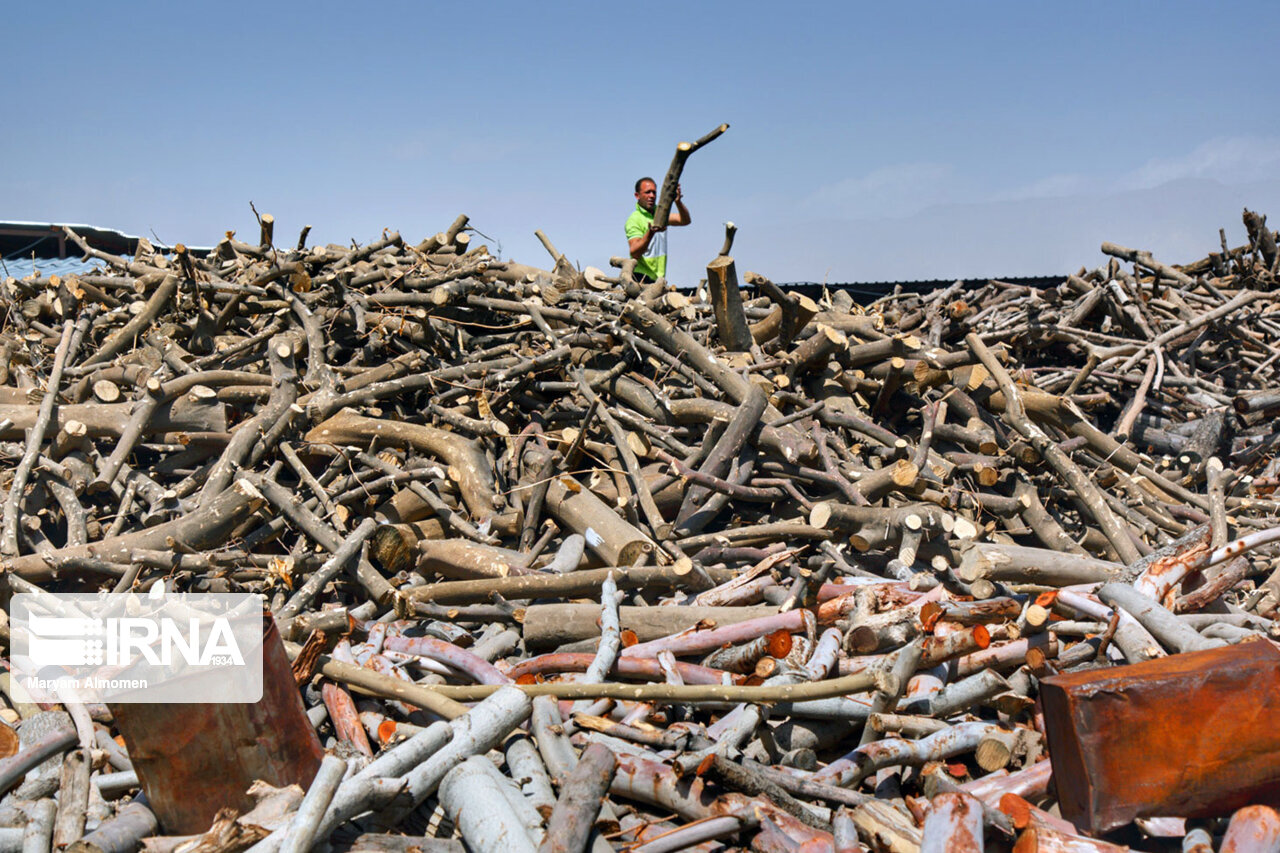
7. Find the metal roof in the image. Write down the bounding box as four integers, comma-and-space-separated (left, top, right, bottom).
778, 275, 1063, 300
0, 221, 217, 281
0, 221, 146, 261
0, 255, 106, 279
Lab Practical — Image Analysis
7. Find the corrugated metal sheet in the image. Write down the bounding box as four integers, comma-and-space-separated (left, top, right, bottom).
0, 255, 107, 279
0, 221, 145, 260
776, 276, 1062, 302
779, 275, 1062, 294
0, 221, 210, 279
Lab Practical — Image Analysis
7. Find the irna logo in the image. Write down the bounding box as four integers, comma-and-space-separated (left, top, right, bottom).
11, 589, 265, 704
27, 613, 245, 668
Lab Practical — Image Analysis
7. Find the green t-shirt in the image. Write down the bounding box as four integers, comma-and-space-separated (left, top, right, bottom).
625, 203, 667, 281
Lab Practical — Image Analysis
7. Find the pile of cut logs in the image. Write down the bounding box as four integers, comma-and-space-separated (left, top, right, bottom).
0, 208, 1278, 852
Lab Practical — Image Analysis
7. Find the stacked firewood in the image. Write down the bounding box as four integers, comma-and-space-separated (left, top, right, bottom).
0, 208, 1278, 852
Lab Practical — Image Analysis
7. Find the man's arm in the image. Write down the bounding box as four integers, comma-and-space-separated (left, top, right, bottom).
667, 185, 691, 226
628, 225, 663, 258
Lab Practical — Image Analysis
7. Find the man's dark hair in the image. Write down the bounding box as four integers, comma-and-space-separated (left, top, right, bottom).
635, 177, 656, 193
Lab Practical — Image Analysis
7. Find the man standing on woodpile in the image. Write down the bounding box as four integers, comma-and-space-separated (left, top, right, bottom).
626, 177, 691, 284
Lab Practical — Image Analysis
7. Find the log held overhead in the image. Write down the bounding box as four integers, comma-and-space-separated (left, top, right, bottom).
651, 123, 729, 230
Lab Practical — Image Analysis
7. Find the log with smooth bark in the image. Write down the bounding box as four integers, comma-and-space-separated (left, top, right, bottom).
651, 123, 729, 230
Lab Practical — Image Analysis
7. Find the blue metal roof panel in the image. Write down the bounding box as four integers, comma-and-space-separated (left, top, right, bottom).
0, 255, 108, 279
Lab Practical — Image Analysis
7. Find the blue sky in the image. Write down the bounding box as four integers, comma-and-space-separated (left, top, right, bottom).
6, 2, 1280, 284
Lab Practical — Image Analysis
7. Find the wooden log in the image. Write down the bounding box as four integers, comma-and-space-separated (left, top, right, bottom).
651, 123, 729, 230
522, 604, 778, 649
527, 474, 659, 567
921, 793, 983, 853
53, 747, 91, 847
958, 541, 1122, 586
1013, 825, 1131, 853
306, 411, 503, 521
673, 385, 767, 535
1096, 583, 1223, 654
1221, 805, 1280, 853
540, 743, 618, 853
705, 256, 753, 352
0, 396, 226, 440
405, 563, 733, 605
67, 799, 159, 853
413, 538, 538, 581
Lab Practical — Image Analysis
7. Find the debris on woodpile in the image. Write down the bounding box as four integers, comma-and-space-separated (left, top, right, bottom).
0, 206, 1279, 852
